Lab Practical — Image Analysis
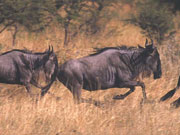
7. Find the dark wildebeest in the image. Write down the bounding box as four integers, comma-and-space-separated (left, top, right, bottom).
57, 39, 162, 104
0, 46, 58, 97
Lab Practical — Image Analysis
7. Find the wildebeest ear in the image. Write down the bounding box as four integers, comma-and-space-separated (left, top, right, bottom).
145, 38, 148, 47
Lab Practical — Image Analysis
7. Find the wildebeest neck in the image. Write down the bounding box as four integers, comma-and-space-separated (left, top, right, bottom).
21, 53, 49, 70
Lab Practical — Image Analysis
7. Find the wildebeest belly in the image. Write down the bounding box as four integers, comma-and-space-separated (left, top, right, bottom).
83, 80, 115, 90
0, 64, 19, 84
82, 71, 116, 90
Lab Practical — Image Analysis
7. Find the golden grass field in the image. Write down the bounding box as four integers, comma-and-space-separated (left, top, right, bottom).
0, 4, 180, 135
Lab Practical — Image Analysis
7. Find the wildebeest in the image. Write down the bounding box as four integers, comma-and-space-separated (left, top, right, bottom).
0, 46, 58, 97
57, 39, 162, 103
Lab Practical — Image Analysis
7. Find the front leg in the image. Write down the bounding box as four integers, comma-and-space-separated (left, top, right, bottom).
25, 83, 31, 93
24, 83, 34, 97
19, 68, 33, 96
139, 81, 147, 100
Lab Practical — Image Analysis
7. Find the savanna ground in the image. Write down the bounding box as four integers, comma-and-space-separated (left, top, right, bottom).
0, 3, 180, 135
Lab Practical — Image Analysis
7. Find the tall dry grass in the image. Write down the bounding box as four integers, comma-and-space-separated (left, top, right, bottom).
0, 5, 180, 135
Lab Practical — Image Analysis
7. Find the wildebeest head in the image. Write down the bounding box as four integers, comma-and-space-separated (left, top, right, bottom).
143, 39, 162, 79
44, 45, 58, 82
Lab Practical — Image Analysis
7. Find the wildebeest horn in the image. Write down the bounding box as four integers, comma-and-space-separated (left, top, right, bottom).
51, 46, 54, 53
151, 39, 153, 44
145, 38, 148, 47
151, 39, 154, 47
48, 45, 51, 52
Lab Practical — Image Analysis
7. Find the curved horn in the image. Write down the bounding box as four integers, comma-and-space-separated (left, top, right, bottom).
51, 45, 54, 53
151, 39, 153, 44
151, 39, 154, 47
48, 45, 51, 52
145, 38, 148, 47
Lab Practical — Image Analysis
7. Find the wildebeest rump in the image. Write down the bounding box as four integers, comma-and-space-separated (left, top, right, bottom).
0, 46, 58, 97
57, 39, 162, 103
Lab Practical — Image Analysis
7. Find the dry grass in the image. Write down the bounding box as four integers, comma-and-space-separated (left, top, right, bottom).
0, 6, 180, 135
1, 76, 180, 135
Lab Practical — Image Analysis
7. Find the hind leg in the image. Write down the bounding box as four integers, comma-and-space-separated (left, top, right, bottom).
113, 87, 135, 99
24, 83, 36, 98
19, 67, 33, 94
113, 80, 147, 100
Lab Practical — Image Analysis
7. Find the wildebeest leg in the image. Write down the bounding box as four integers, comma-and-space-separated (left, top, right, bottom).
139, 81, 147, 100
24, 83, 34, 97
113, 87, 135, 100
160, 88, 176, 102
25, 83, 31, 93
71, 83, 82, 104
113, 81, 147, 100
20, 69, 33, 95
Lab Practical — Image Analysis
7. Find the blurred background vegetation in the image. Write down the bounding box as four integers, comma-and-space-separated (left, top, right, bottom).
0, 0, 179, 46
1, 1, 180, 135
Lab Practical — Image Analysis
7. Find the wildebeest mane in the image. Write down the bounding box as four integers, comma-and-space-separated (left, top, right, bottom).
89, 46, 138, 56
93, 46, 152, 79
0, 49, 48, 56
89, 45, 152, 79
